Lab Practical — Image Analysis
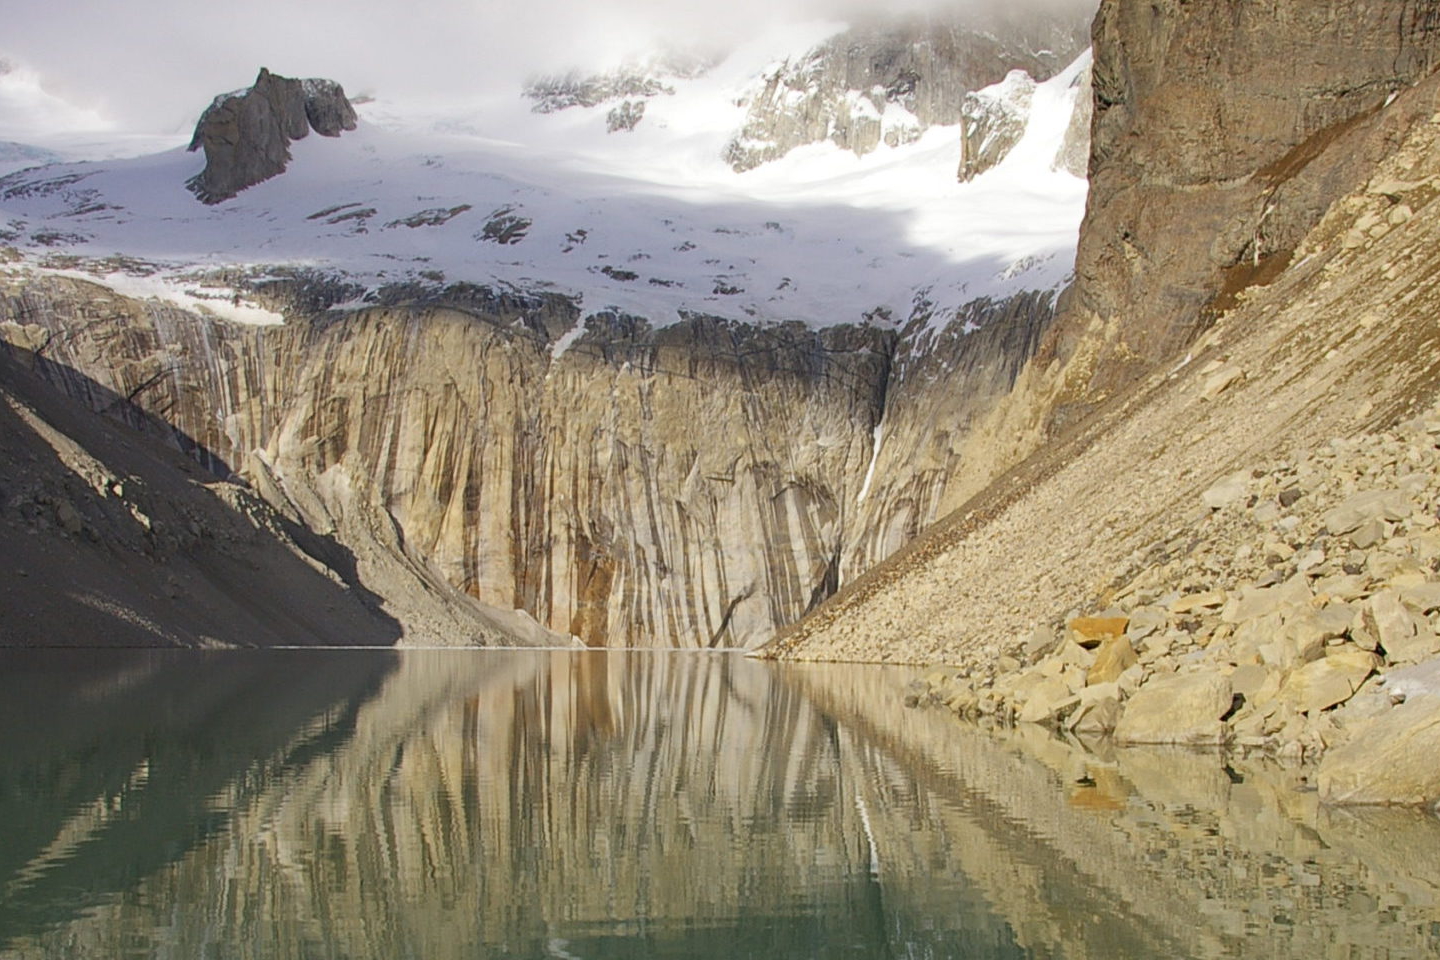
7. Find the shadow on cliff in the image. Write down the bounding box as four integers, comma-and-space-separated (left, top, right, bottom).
15, 328, 240, 479
0, 342, 403, 648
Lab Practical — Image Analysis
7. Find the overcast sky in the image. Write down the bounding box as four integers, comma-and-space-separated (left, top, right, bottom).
6, 0, 1094, 135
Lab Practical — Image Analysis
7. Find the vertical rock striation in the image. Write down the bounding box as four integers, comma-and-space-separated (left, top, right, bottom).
0, 274, 1057, 648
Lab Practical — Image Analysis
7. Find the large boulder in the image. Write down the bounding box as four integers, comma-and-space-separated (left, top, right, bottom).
1114, 672, 1233, 745
187, 68, 358, 204
1319, 695, 1440, 805
1277, 651, 1377, 715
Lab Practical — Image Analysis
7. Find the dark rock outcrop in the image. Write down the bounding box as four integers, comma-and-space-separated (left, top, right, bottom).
1055, 0, 1440, 386
186, 68, 357, 204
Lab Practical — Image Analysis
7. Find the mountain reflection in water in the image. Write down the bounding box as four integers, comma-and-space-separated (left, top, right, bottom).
0, 649, 1436, 959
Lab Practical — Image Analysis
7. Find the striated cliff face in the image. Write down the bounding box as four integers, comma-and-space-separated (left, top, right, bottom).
0, 4, 1089, 649
0, 275, 1054, 648
0, 340, 563, 648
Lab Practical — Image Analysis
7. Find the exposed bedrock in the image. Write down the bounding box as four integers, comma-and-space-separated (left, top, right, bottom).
0, 278, 1056, 647
1049, 0, 1440, 403
186, 68, 358, 204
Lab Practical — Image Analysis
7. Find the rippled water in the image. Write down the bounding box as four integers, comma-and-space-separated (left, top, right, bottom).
0, 649, 1438, 959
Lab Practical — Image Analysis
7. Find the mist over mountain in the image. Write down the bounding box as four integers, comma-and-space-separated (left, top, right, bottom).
3, 0, 1096, 134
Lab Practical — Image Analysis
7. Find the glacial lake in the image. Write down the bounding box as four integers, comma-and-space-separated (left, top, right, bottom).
1, 649, 1438, 959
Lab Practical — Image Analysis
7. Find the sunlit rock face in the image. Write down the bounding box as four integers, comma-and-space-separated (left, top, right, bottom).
1061, 0, 1440, 386
1, 275, 1054, 646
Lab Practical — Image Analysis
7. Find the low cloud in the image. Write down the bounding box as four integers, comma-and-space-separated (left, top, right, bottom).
5, 0, 1095, 134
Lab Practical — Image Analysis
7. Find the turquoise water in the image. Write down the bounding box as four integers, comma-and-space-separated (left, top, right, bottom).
0, 649, 1437, 959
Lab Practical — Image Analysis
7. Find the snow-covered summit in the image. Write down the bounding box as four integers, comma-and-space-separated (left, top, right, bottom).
722, 7, 1091, 172
0, 26, 1093, 337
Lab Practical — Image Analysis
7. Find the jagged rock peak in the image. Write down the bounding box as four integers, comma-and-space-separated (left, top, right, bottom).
956, 70, 1036, 182
956, 59, 1094, 183
724, 5, 1093, 172
524, 51, 718, 117
186, 68, 358, 205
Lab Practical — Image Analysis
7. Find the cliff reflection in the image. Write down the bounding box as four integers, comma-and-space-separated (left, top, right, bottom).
4, 651, 1439, 959
782, 661, 1440, 960
0, 649, 396, 949
0, 651, 1021, 958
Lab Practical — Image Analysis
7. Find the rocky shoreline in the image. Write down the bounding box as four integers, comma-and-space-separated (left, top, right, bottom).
907, 403, 1440, 806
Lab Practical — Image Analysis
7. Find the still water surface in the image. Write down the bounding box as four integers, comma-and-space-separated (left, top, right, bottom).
0, 649, 1438, 959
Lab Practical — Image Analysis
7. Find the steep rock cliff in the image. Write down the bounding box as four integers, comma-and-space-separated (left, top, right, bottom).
0, 274, 1055, 648
770, 29, 1440, 663
1055, 0, 1440, 394
0, 342, 547, 648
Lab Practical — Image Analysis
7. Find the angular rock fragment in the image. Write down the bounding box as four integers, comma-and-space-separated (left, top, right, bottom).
1322, 489, 1411, 535
1115, 673, 1233, 745
1201, 364, 1244, 400
1278, 652, 1376, 714
1088, 636, 1138, 685
1016, 675, 1080, 725
1319, 695, 1440, 805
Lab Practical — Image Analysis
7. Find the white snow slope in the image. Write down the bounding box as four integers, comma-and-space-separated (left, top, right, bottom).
0, 32, 1090, 335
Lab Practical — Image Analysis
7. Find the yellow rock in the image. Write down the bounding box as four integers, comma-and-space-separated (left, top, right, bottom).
1088, 637, 1138, 686
1278, 659, 1367, 714
1171, 590, 1227, 614
1069, 616, 1130, 649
